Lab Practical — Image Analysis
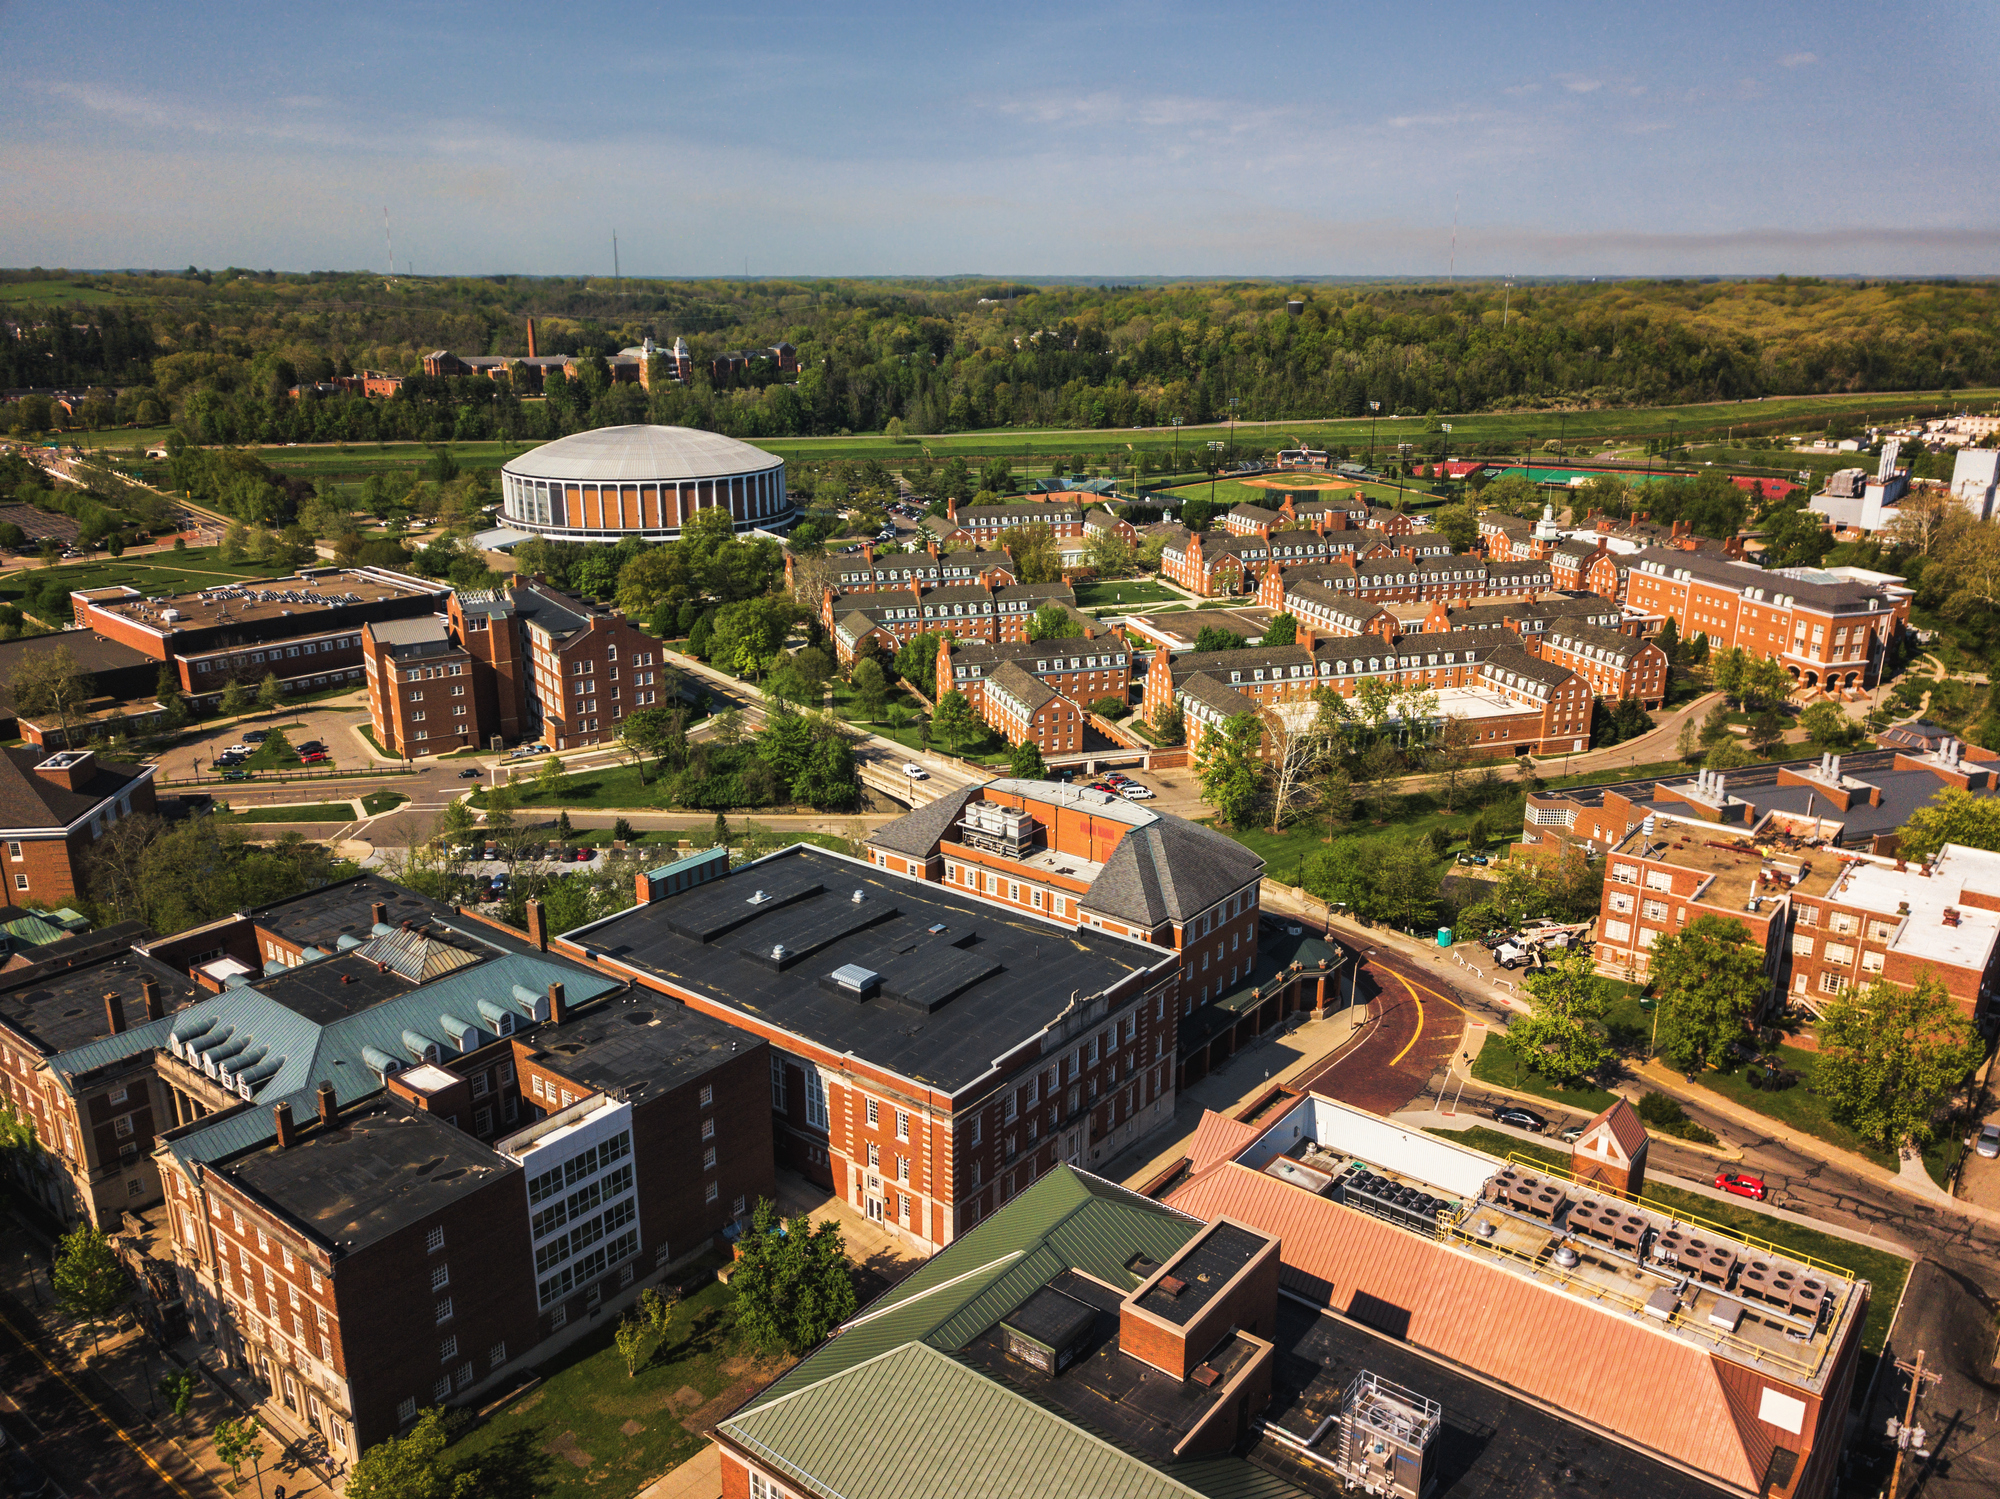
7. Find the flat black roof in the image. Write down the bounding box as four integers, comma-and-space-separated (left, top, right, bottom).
250, 874, 450, 950
0, 935, 199, 1056
223, 1094, 515, 1252
252, 951, 421, 1024
527, 991, 757, 1105
1000, 1284, 1097, 1354
1137, 1221, 1268, 1326
1254, 1302, 1730, 1499
571, 846, 1168, 1095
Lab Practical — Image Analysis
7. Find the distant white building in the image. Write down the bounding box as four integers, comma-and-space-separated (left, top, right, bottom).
1951, 449, 2000, 522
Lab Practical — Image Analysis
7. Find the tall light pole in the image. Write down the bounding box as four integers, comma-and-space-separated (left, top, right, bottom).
1171, 416, 1183, 480
1368, 401, 1380, 470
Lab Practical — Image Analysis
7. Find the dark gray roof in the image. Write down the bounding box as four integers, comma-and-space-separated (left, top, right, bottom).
864, 783, 983, 859
564, 846, 1171, 1095
1545, 621, 1647, 662
1081, 817, 1265, 929
986, 660, 1058, 714
525, 988, 755, 1105
1175, 672, 1258, 719
0, 747, 148, 832
1482, 642, 1578, 689
1627, 547, 1891, 612
955, 503, 1085, 523
365, 616, 454, 653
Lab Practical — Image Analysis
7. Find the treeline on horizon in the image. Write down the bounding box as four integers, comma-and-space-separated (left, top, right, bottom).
5, 267, 1998, 447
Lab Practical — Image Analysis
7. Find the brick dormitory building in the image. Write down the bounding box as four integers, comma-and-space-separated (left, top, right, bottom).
0, 872, 775, 1458
362, 581, 659, 754
1522, 741, 2000, 1017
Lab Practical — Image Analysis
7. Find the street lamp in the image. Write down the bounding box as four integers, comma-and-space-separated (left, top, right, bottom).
1368, 401, 1380, 470
1171, 415, 1183, 479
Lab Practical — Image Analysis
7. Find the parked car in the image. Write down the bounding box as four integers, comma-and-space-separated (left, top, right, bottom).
1714, 1170, 1768, 1202
223, 743, 250, 755
1976, 1122, 2000, 1159
1559, 1125, 1587, 1144
220, 769, 249, 781
1493, 1106, 1548, 1133
214, 752, 245, 767
490, 870, 509, 889
902, 763, 928, 779
243, 730, 269, 743
296, 740, 325, 754
1456, 852, 1489, 866
482, 841, 499, 860
457, 767, 480, 778
573, 847, 594, 862
1119, 785, 1154, 800
300, 751, 329, 765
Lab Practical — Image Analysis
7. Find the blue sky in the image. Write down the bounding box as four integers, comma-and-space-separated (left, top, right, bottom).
3, 0, 1995, 277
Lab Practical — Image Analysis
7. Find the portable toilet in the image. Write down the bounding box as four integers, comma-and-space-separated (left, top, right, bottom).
1437, 927, 1453, 948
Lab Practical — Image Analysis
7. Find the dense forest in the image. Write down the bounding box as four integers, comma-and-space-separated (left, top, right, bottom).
5, 270, 1998, 448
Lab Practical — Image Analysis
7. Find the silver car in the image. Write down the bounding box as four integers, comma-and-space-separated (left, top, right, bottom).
1976, 1122, 2000, 1159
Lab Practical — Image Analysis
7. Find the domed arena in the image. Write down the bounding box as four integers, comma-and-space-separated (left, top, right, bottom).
498, 424, 791, 542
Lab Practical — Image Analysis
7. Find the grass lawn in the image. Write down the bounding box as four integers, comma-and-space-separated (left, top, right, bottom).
213, 801, 355, 823
826, 679, 1013, 764
445, 1273, 795, 1499
1469, 1034, 1618, 1115
1073, 578, 1181, 609
0, 546, 294, 608
361, 791, 408, 815
1433, 1126, 1909, 1354
1689, 1047, 1897, 1170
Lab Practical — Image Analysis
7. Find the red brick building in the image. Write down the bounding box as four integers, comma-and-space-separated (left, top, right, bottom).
979, 663, 1084, 754
556, 844, 1185, 1252
938, 633, 1131, 717
819, 577, 1080, 664
0, 747, 157, 907
946, 497, 1087, 545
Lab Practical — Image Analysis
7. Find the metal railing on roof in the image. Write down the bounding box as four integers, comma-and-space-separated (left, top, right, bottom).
1504, 1152, 1855, 1281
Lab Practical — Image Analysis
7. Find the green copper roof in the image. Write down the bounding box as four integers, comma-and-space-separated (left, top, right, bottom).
743, 1165, 1202, 1412
723, 1342, 1213, 1499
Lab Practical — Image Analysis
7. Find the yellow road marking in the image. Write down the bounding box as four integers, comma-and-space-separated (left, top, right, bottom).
1386, 967, 1468, 1069
0, 1306, 202, 1499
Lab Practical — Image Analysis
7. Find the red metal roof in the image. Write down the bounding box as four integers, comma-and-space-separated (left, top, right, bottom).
1166, 1162, 1776, 1491
1186, 1109, 1261, 1176
1581, 1097, 1650, 1161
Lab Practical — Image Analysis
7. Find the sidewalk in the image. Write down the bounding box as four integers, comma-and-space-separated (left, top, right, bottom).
0, 1215, 275, 1499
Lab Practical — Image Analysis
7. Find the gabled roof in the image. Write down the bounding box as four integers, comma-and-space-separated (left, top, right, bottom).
1187, 1109, 1261, 1174
1545, 621, 1648, 663
0, 748, 150, 834
1580, 1097, 1649, 1159
985, 660, 1058, 715
1480, 641, 1577, 689
1175, 672, 1258, 720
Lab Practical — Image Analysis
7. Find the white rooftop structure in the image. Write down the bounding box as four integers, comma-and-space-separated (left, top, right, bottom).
1824, 844, 2000, 974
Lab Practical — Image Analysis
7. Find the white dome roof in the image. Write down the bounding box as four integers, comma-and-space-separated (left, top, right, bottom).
502, 425, 779, 484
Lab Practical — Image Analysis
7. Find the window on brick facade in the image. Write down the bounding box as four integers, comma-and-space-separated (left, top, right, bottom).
398, 1398, 417, 1425
433, 1376, 451, 1402
439, 1334, 458, 1361
866, 1098, 879, 1127
705, 1181, 719, 1204
699, 1084, 713, 1108
703, 1145, 717, 1170
895, 1109, 909, 1141
426, 1227, 445, 1253
701, 1117, 715, 1140
435, 1297, 454, 1325
431, 1263, 450, 1291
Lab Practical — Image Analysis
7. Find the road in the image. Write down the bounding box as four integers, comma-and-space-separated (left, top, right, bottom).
0, 1297, 197, 1499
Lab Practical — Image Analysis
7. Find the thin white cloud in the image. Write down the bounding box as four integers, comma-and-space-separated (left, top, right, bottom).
1779, 51, 1819, 68
1502, 83, 1540, 96
1558, 75, 1604, 93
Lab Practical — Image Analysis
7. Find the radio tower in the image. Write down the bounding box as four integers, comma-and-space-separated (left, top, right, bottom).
613, 230, 620, 292
384, 207, 393, 278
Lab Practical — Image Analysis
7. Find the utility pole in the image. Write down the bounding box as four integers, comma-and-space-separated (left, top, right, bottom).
1886, 1349, 1939, 1498
1369, 401, 1380, 470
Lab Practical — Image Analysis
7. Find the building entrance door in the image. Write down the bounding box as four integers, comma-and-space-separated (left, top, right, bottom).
865, 1197, 884, 1223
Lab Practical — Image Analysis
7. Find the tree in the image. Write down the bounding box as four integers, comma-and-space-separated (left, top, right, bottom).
1886, 486, 1957, 558
1697, 701, 1733, 748
1812, 974, 1984, 1152
255, 671, 283, 716
1151, 699, 1184, 745
1191, 624, 1248, 654
710, 596, 794, 679
730, 1198, 858, 1355
1431, 503, 1478, 551
1084, 527, 1135, 577
535, 754, 566, 804
1511, 944, 1613, 1083
1746, 708, 1786, 756
1009, 740, 1046, 778
892, 631, 946, 698
1193, 712, 1265, 829
8, 645, 95, 750
712, 812, 731, 849
1011, 520, 1063, 584
1676, 713, 1700, 764
345, 1409, 472, 1499
638, 1284, 680, 1337
1800, 699, 1864, 752
1933, 514, 2000, 619
1433, 714, 1479, 812
931, 689, 978, 753
1653, 615, 1680, 666
1704, 737, 1755, 770
1261, 612, 1297, 647
1647, 916, 1767, 1073
1028, 601, 1083, 641
212, 1418, 267, 1490
1898, 786, 2000, 861
851, 657, 889, 722
157, 1367, 199, 1436
52, 1223, 129, 1355
615, 1312, 648, 1378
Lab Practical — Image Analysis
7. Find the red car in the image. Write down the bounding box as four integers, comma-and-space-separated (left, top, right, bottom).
1714, 1170, 1767, 1202
300, 751, 329, 764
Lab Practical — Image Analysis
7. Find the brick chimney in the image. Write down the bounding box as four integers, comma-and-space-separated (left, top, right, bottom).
141, 977, 163, 1022
946, 495, 958, 522
861, 541, 875, 563
547, 981, 567, 1026
371, 901, 388, 928
525, 317, 538, 358
316, 1079, 338, 1128
35, 750, 97, 794
525, 898, 549, 952
273, 1101, 297, 1150
104, 990, 125, 1035
1296, 622, 1315, 653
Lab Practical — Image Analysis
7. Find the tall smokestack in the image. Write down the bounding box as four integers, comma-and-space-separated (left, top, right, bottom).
526, 317, 538, 359
141, 977, 163, 1022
